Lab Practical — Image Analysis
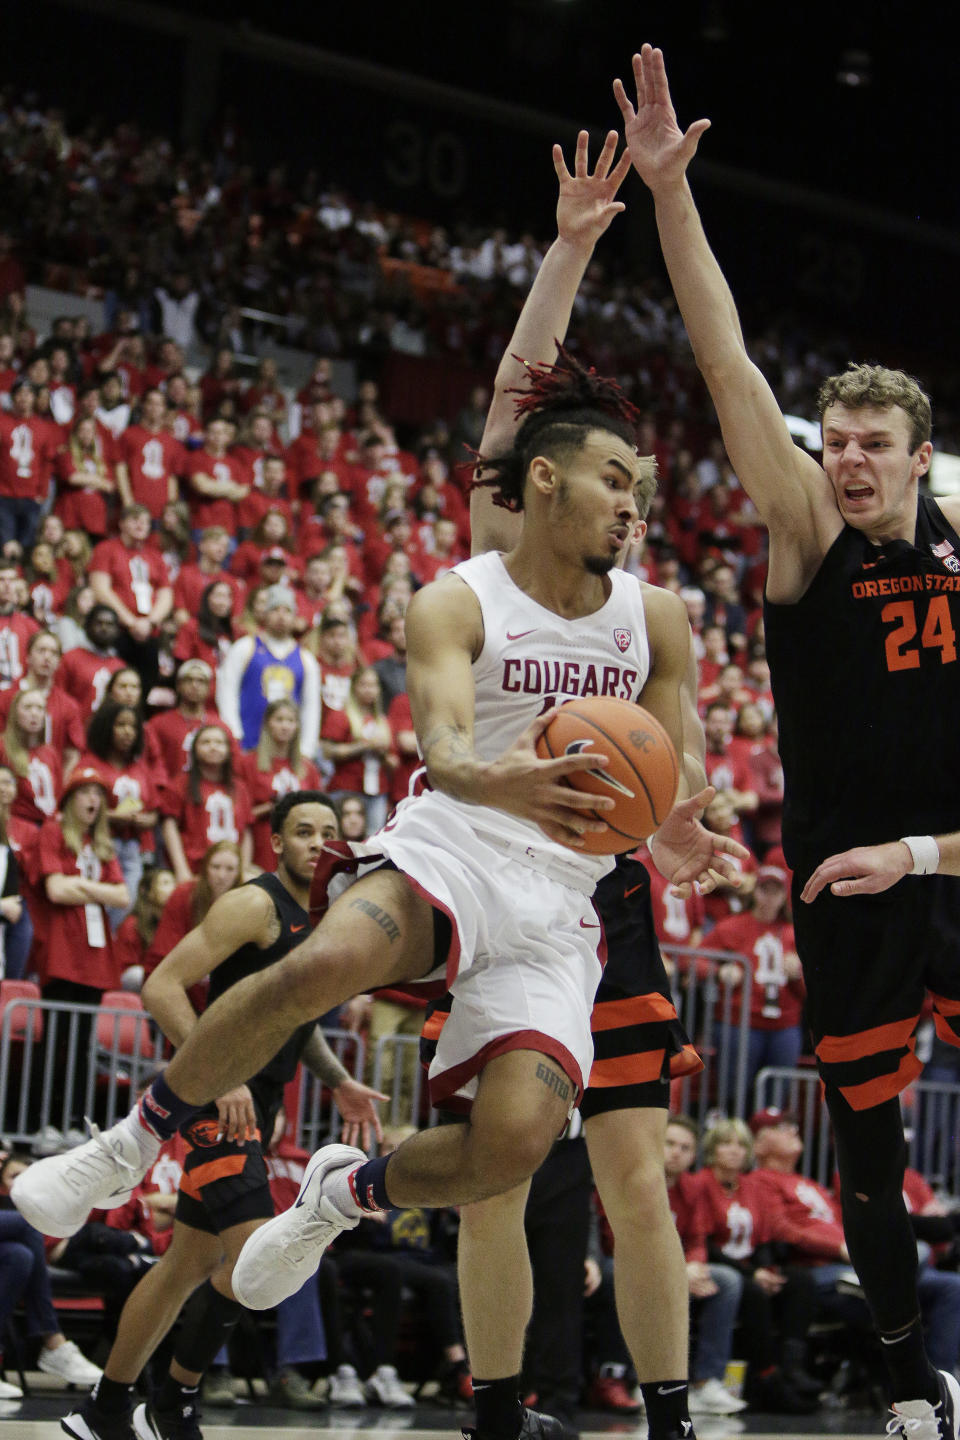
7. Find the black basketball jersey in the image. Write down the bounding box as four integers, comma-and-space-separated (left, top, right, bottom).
206, 871, 315, 1106
765, 494, 960, 866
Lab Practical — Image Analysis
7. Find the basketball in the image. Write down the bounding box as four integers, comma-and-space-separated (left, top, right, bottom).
535, 697, 680, 854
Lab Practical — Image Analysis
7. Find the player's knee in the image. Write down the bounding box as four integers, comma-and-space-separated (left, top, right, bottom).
471, 1113, 556, 1189
259, 939, 350, 1016
599, 1155, 671, 1234
161, 1244, 220, 1290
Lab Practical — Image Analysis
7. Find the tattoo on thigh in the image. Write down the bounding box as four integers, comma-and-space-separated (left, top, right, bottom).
535, 1062, 570, 1102
350, 897, 401, 944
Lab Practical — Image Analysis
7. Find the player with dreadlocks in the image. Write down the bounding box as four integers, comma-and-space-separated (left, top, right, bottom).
420, 131, 749, 1440
15, 133, 740, 1440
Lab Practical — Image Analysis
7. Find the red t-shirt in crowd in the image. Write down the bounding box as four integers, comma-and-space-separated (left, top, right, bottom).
704, 746, 756, 797
667, 1172, 709, 1262
118, 426, 186, 519
292, 590, 327, 634
387, 691, 418, 806
321, 708, 391, 796
171, 622, 234, 675
0, 682, 85, 755
286, 437, 355, 506
114, 911, 148, 982
159, 773, 253, 871
104, 1135, 189, 1256
240, 385, 287, 424
59, 648, 126, 719
0, 612, 42, 689
90, 538, 170, 621
902, 1167, 936, 1215
691, 1168, 775, 1264
231, 443, 284, 492
173, 564, 245, 618
34, 820, 125, 990
318, 659, 355, 714
751, 1167, 846, 1264
77, 751, 158, 852
706, 912, 803, 1030
187, 449, 245, 531
143, 878, 208, 1012
0, 740, 61, 826
237, 490, 294, 535
145, 709, 233, 783
53, 449, 112, 536
642, 855, 706, 950
0, 413, 57, 500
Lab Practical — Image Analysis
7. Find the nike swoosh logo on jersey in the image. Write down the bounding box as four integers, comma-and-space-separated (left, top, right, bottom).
290, 924, 305, 932
624, 883, 644, 899
579, 917, 601, 929
506, 628, 535, 640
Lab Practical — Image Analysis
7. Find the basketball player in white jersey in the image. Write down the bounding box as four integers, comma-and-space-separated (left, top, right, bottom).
13, 163, 741, 1426
432, 130, 740, 1440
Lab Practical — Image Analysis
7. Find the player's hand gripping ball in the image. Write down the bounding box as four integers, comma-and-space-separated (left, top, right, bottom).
535, 697, 679, 854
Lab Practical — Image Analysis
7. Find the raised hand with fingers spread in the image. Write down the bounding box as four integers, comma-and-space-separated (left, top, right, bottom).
553, 127, 633, 251
613, 45, 711, 191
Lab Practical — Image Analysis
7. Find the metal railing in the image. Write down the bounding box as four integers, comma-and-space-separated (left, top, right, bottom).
662, 945, 755, 1125
295, 1027, 367, 1152
0, 996, 166, 1144
370, 1032, 436, 1131
8, 975, 957, 1195
756, 1065, 960, 1195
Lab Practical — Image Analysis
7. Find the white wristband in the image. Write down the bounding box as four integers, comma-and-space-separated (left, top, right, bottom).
900, 835, 940, 876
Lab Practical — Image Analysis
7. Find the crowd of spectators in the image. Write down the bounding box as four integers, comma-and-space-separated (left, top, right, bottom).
5, 83, 960, 447
3, 80, 960, 1418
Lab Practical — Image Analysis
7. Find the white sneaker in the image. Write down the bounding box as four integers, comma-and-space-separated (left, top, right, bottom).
0, 1379, 23, 1400
37, 1340, 103, 1387
689, 1378, 748, 1415
889, 1370, 960, 1440
231, 1143, 364, 1309
366, 1364, 414, 1409
11, 1119, 152, 1239
329, 1364, 367, 1407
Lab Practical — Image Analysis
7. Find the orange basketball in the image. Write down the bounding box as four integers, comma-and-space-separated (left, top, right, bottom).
535, 697, 679, 854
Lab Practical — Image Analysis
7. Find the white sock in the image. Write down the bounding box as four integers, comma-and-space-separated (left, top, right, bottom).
118, 1109, 161, 1165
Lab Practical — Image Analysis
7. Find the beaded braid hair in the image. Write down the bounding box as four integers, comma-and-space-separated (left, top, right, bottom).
471, 346, 657, 518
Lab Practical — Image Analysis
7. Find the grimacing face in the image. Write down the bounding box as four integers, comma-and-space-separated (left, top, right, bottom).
821, 402, 932, 539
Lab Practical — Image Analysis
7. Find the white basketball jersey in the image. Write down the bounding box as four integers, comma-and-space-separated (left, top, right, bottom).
428, 551, 652, 885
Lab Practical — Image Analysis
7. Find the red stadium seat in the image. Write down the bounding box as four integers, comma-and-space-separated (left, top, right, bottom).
96, 991, 152, 1061
0, 979, 43, 1044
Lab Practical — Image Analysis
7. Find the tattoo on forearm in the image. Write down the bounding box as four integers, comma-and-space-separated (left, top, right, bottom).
307, 1034, 350, 1088
422, 723, 473, 770
535, 1062, 570, 1102
350, 897, 401, 943
420, 723, 475, 799
421, 723, 472, 759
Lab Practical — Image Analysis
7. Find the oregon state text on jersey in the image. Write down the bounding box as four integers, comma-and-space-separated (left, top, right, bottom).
765, 495, 960, 863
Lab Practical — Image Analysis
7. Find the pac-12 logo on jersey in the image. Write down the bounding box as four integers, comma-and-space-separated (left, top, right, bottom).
931, 539, 960, 573
614, 628, 632, 653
